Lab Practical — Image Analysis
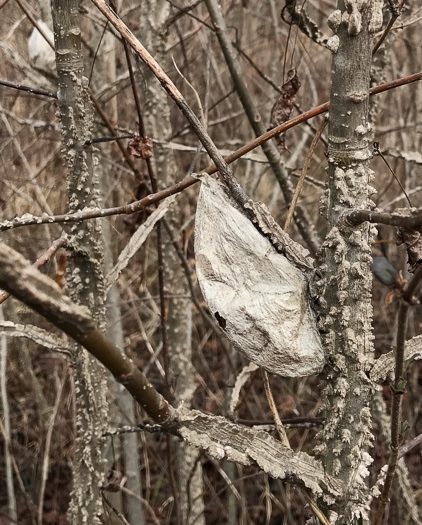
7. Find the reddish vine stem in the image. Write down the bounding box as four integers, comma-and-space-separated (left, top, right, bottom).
1, 71, 421, 232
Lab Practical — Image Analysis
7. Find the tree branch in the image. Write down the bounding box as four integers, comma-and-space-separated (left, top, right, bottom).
0, 241, 342, 498
344, 208, 422, 228
1, 71, 421, 233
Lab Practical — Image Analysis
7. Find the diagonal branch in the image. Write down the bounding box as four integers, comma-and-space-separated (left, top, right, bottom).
0, 241, 342, 499
90, 0, 248, 207
1, 71, 421, 233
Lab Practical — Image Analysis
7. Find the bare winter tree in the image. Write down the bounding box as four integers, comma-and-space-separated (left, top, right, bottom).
0, 1, 422, 524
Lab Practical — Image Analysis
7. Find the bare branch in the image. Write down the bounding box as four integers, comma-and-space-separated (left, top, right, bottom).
0, 321, 72, 356
0, 242, 175, 425
0, 242, 342, 497
343, 208, 422, 229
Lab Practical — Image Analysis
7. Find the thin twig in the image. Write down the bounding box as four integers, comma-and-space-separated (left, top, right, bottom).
205, 0, 320, 254
302, 489, 332, 525
15, 0, 55, 49
261, 370, 290, 447
162, 219, 230, 347
120, 27, 173, 396
101, 491, 130, 525
0, 306, 16, 523
372, 142, 412, 207
284, 119, 327, 232
91, 0, 249, 207
399, 432, 422, 458
1, 72, 422, 232
374, 300, 408, 525
37, 374, 65, 525
373, 265, 422, 524
165, 0, 205, 29
0, 79, 57, 98
0, 418, 37, 525
120, 22, 180, 522
373, 0, 407, 54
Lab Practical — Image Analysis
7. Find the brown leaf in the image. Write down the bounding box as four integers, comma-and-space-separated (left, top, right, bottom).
102, 467, 123, 492
127, 136, 153, 159
397, 227, 422, 273
270, 69, 301, 150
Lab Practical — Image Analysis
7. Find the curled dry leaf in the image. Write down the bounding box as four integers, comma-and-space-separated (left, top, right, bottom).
270, 69, 301, 150
102, 467, 124, 492
397, 226, 422, 273
127, 136, 153, 159
194, 175, 324, 377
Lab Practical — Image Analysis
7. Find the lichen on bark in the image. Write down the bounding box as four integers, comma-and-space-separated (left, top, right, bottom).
51, 1, 109, 523
314, 1, 379, 522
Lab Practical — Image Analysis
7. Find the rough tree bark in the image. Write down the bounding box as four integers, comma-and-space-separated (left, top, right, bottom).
51, 2, 109, 523
314, 2, 381, 523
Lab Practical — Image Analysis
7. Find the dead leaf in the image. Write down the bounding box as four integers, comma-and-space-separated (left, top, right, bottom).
270, 69, 301, 150
127, 136, 153, 159
397, 227, 422, 273
194, 175, 324, 377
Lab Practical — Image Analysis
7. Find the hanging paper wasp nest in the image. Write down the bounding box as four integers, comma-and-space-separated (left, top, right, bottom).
195, 175, 325, 377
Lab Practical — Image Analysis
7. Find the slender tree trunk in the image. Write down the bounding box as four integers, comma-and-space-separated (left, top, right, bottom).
316, 3, 376, 523
87, 21, 146, 524
51, 2, 109, 523
139, 3, 206, 523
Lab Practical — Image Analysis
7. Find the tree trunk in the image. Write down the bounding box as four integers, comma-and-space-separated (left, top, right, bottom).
316, 3, 376, 523
139, 2, 206, 523
51, 2, 109, 523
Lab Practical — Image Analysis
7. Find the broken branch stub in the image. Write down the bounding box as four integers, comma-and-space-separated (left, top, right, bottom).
195, 176, 325, 377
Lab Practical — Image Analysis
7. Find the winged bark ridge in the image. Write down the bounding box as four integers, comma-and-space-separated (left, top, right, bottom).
195, 175, 324, 377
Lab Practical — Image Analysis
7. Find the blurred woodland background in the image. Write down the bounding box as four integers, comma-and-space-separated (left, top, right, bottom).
0, 0, 422, 524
